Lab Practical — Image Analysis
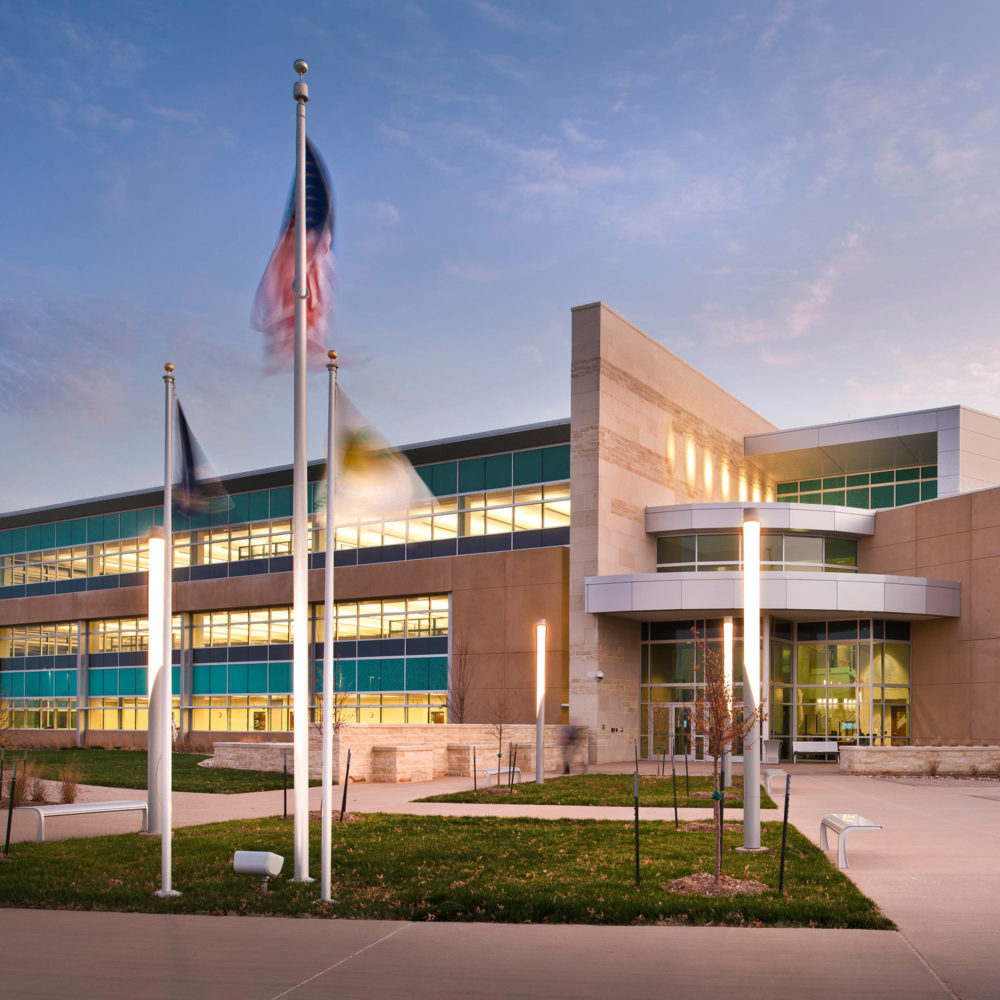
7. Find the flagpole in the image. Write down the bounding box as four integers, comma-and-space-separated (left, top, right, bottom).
157, 364, 180, 897
291, 58, 312, 883
321, 349, 338, 902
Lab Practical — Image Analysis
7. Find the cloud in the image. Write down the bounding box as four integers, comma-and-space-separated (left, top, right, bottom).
471, 1, 559, 36
444, 259, 502, 282
561, 121, 604, 148
370, 202, 402, 226
480, 52, 533, 84
757, 0, 797, 51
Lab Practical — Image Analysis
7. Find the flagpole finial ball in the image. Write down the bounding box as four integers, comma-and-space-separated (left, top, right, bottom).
164, 363, 174, 374
328, 350, 337, 362
294, 59, 308, 76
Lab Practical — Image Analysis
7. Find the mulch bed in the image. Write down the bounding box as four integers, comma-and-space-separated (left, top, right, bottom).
665, 871, 770, 897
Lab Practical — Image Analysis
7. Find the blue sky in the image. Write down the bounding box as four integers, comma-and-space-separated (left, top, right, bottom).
3, 1, 1000, 511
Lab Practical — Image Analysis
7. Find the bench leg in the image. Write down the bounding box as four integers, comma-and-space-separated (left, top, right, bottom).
838, 831, 850, 869
819, 823, 830, 852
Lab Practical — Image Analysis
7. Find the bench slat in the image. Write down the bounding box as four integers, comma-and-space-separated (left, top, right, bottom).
16, 800, 148, 842
820, 812, 882, 869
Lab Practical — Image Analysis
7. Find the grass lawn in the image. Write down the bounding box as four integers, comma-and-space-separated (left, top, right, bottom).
13, 748, 320, 794
0, 814, 891, 928
420, 773, 776, 810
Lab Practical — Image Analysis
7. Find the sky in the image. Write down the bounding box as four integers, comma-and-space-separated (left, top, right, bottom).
3, 0, 1000, 512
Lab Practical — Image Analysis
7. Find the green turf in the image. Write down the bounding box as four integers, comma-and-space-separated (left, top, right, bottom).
420, 773, 776, 810
0, 813, 890, 928
13, 748, 320, 794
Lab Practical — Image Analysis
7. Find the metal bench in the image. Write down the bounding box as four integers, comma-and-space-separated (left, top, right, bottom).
16, 800, 149, 842
763, 768, 788, 797
820, 813, 882, 869
792, 739, 839, 763
476, 766, 522, 787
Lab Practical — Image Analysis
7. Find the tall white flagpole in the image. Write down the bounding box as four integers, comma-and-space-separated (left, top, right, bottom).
291, 58, 312, 883
321, 349, 338, 902
156, 363, 180, 897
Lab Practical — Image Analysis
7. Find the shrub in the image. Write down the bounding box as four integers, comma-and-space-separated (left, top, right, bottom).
59, 763, 82, 803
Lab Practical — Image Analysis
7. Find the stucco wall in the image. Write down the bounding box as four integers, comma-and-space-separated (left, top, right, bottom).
859, 488, 1000, 744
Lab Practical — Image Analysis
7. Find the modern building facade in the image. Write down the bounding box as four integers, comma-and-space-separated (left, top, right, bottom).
3, 301, 1000, 761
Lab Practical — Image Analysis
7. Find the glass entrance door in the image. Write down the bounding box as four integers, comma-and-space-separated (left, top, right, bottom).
649, 703, 702, 762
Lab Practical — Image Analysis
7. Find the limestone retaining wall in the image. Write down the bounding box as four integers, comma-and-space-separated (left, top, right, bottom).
840, 745, 1000, 777
211, 724, 589, 783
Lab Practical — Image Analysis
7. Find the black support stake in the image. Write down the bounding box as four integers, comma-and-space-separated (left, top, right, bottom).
283, 754, 288, 819
339, 749, 351, 821
633, 766, 640, 888
671, 754, 678, 829
4, 761, 18, 857
778, 773, 791, 893
684, 753, 690, 797
473, 747, 477, 792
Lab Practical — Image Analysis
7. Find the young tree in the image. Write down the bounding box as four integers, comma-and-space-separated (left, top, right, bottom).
691, 630, 767, 883
448, 626, 473, 724
485, 683, 511, 793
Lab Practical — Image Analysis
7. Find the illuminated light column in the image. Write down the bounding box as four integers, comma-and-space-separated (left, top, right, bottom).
536, 619, 547, 785
723, 616, 733, 789
741, 507, 763, 852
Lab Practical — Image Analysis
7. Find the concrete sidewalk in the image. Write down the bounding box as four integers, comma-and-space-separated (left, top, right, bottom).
2, 764, 996, 998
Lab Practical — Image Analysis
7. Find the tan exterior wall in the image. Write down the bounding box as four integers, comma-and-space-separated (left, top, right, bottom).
859, 488, 1000, 745
5, 547, 569, 746
568, 302, 776, 760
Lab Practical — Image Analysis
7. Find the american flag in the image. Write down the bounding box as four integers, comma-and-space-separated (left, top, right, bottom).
252, 138, 334, 370
174, 401, 227, 517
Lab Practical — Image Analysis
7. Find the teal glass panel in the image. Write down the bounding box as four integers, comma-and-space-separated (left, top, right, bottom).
87, 515, 104, 542
24, 672, 40, 697
189, 506, 210, 531
799, 479, 821, 493
870, 485, 894, 508
432, 463, 457, 497
229, 493, 250, 524
823, 490, 845, 506
9, 527, 26, 553
458, 458, 485, 493
138, 668, 149, 696
416, 466, 434, 491
120, 511, 138, 539
870, 470, 893, 485
270, 487, 292, 518
484, 453, 512, 489
248, 663, 269, 694
228, 664, 249, 694
192, 665, 211, 695
428, 657, 448, 689
846, 488, 869, 508
209, 663, 228, 694
921, 465, 937, 478
822, 476, 845, 489
55, 669, 75, 697
380, 658, 404, 690
1, 672, 24, 697
513, 448, 544, 486
895, 467, 920, 481
103, 513, 120, 540
119, 668, 137, 697
313, 660, 323, 693
921, 481, 938, 501
846, 473, 869, 487
542, 444, 570, 482
171, 666, 179, 692
154, 506, 164, 526
357, 660, 381, 692
800, 493, 822, 504
26, 526, 42, 551
776, 482, 797, 496
0, 530, 10, 555
40, 524, 55, 549
174, 512, 191, 532
210, 496, 230, 527
657, 536, 695, 564
135, 509, 155, 537
249, 491, 270, 521
405, 657, 429, 690
268, 662, 291, 694
87, 669, 103, 696
895, 482, 920, 505
335, 660, 357, 692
